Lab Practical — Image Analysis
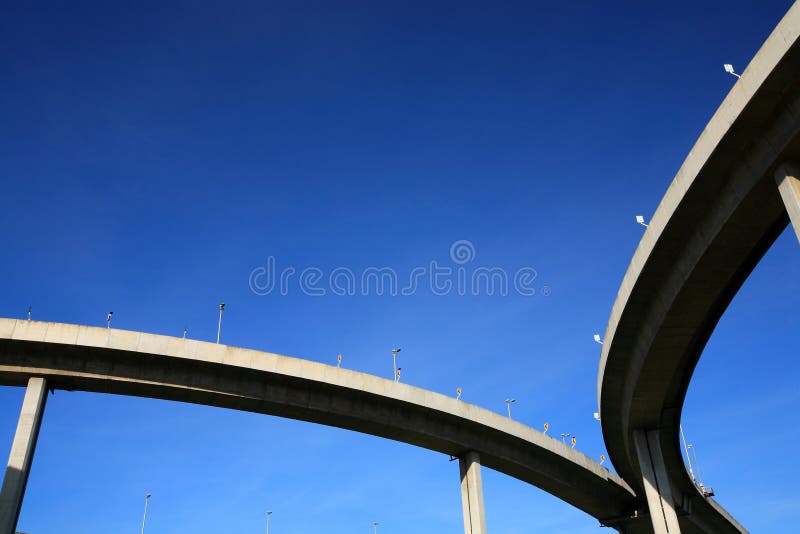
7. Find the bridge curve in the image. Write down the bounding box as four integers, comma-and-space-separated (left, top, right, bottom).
598, 2, 800, 533
0, 318, 640, 529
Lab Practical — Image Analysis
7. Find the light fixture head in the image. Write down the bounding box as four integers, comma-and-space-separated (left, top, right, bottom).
593, 334, 602, 344
593, 412, 601, 421
723, 63, 741, 78
219, 303, 225, 311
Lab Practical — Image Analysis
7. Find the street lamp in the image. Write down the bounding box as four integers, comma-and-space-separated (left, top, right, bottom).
593, 334, 603, 345
635, 215, 648, 227
141, 493, 151, 534
391, 348, 401, 381
216, 303, 225, 344
724, 63, 741, 78
373, 521, 379, 534
505, 398, 516, 418
266, 511, 273, 534
107, 311, 114, 329
680, 425, 696, 483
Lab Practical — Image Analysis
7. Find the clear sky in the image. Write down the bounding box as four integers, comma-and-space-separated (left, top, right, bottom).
1, 1, 798, 532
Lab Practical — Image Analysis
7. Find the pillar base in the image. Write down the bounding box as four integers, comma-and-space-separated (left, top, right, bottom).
0, 377, 48, 534
459, 451, 486, 534
634, 429, 681, 534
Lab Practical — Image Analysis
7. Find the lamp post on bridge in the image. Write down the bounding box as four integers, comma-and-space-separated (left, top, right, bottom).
266, 510, 272, 534
141, 493, 151, 534
216, 303, 225, 344
391, 348, 401, 381
505, 398, 516, 418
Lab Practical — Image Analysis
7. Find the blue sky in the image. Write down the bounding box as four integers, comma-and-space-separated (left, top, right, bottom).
1, 1, 798, 532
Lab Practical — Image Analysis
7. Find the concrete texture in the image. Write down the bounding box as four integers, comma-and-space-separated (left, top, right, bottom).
634, 430, 680, 534
459, 452, 486, 534
775, 162, 800, 242
0, 319, 647, 531
0, 377, 47, 534
597, 2, 800, 533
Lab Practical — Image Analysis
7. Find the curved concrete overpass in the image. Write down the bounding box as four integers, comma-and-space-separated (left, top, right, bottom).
0, 319, 642, 532
598, 2, 800, 533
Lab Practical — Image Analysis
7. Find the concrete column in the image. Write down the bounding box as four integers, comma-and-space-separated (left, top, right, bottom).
775, 162, 800, 243
634, 430, 681, 534
458, 451, 486, 534
0, 377, 48, 534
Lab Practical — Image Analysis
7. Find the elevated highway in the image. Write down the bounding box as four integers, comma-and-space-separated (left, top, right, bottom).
598, 2, 800, 533
0, 318, 643, 534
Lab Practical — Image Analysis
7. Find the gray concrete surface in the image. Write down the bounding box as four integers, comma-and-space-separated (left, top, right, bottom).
459, 452, 486, 534
775, 162, 800, 242
0, 377, 47, 534
0, 319, 648, 531
597, 2, 800, 533
634, 430, 680, 534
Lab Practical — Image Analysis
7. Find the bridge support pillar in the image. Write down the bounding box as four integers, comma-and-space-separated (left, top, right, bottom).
775, 162, 800, 243
0, 377, 48, 534
634, 430, 681, 534
458, 451, 486, 534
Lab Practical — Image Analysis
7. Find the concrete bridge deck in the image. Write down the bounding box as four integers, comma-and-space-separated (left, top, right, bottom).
0, 318, 644, 532
597, 1, 800, 533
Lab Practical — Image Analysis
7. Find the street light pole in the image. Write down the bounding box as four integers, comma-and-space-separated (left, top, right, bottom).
141, 493, 151, 534
266, 511, 272, 534
680, 425, 696, 483
391, 348, 401, 381
216, 303, 225, 344
373, 521, 379, 534
505, 398, 516, 418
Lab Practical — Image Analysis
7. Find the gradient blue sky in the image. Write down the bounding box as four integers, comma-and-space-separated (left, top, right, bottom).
1, 1, 798, 532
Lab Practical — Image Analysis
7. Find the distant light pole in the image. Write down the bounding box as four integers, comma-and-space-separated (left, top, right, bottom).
266, 511, 273, 534
391, 348, 401, 381
593, 334, 603, 345
687, 444, 705, 488
505, 398, 516, 418
141, 493, 151, 534
560, 433, 571, 444
680, 425, 696, 483
107, 311, 114, 329
635, 215, 648, 227
373, 521, 379, 534
27, 305, 31, 321
216, 303, 225, 344
183, 326, 188, 339
724, 63, 741, 79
